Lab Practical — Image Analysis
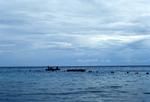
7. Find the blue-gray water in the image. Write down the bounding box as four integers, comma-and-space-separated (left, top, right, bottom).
0, 66, 150, 102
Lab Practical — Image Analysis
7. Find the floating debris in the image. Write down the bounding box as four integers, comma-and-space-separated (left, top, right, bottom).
95, 71, 99, 73
88, 70, 93, 73
111, 71, 114, 74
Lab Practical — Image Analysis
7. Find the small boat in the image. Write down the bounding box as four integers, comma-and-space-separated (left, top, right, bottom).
45, 66, 60, 72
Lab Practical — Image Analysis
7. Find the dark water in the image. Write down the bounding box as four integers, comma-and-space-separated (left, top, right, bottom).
0, 67, 150, 102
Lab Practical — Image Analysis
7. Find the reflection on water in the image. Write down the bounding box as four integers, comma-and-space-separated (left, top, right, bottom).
0, 67, 150, 102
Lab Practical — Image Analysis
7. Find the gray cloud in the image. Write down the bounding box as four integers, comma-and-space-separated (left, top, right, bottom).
0, 0, 150, 65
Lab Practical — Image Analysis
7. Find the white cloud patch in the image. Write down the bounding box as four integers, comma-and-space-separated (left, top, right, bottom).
74, 34, 150, 49
1, 34, 149, 51
32, 41, 73, 49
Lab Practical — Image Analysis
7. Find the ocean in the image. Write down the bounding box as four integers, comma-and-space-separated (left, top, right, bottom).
0, 66, 150, 102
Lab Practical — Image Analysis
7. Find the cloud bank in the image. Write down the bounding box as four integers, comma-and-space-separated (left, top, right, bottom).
0, 0, 150, 65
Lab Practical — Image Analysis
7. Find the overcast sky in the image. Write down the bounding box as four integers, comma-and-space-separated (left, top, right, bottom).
0, 0, 150, 66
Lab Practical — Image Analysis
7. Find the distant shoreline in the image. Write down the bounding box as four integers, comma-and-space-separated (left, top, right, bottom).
1, 65, 150, 68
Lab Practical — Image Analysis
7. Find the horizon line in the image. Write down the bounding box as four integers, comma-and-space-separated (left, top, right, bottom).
1, 65, 150, 68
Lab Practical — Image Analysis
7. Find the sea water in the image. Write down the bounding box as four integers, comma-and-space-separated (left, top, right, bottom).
0, 66, 150, 102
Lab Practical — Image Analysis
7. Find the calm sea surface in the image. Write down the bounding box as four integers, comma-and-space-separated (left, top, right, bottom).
0, 66, 150, 102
